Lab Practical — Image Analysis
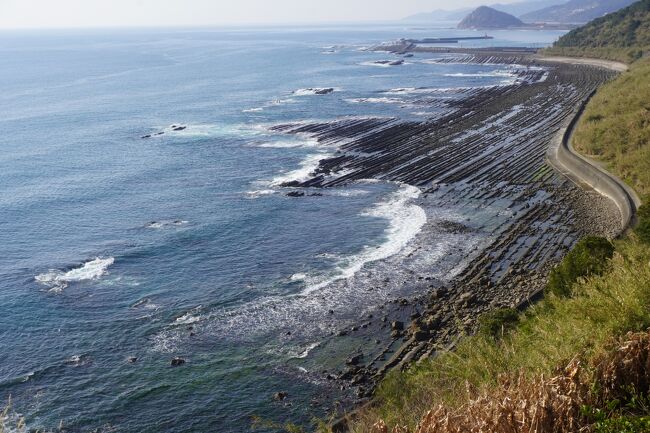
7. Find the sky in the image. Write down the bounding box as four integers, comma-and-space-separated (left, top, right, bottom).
0, 0, 526, 29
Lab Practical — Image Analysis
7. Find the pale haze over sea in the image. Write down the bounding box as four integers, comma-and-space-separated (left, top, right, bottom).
0, 0, 537, 28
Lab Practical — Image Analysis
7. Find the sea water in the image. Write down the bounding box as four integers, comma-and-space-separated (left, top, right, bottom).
0, 25, 565, 432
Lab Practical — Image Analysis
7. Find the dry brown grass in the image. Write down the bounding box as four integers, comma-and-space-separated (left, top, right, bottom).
367, 331, 650, 433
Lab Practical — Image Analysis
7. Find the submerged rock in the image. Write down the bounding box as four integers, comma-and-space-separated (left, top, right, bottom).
170, 357, 186, 367
273, 391, 288, 401
346, 354, 363, 365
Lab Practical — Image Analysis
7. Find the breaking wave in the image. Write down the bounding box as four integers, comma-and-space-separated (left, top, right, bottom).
35, 257, 115, 292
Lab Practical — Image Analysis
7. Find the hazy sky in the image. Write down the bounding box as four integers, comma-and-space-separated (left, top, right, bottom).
0, 0, 524, 29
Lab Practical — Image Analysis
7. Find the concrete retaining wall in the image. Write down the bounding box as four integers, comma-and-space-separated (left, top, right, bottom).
546, 89, 642, 236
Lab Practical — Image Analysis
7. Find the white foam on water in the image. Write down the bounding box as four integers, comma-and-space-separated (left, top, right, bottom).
147, 123, 263, 139
151, 183, 429, 347
359, 61, 409, 68
270, 152, 333, 186
345, 97, 406, 105
302, 183, 426, 294
290, 273, 307, 281
246, 189, 278, 199
444, 70, 515, 78
146, 220, 188, 229
293, 87, 340, 96
174, 312, 202, 325
328, 189, 371, 197
35, 257, 115, 292
292, 342, 321, 359
255, 136, 320, 149
242, 107, 264, 113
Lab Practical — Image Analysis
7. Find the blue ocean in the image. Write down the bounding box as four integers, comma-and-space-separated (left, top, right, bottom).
0, 25, 565, 432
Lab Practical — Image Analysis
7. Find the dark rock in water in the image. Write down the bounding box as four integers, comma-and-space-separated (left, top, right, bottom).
172, 125, 187, 131
374, 60, 391, 65
389, 60, 404, 66
171, 357, 186, 367
391, 321, 404, 331
403, 53, 414, 58
281, 180, 303, 188
127, 356, 138, 363
351, 374, 365, 385
328, 309, 334, 315
391, 330, 402, 338
154, 132, 164, 136
141, 134, 152, 139
310, 193, 323, 197
273, 391, 288, 401
413, 330, 430, 342
287, 191, 305, 197
346, 354, 363, 365
314, 88, 335, 95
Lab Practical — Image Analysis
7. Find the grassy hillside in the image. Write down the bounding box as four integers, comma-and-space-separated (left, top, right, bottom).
521, 0, 637, 25
544, 0, 650, 62
573, 60, 650, 197
340, 31, 650, 433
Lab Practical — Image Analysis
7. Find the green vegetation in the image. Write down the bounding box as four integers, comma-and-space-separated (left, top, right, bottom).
636, 204, 650, 243
543, 0, 650, 62
342, 18, 650, 432
573, 60, 650, 197
477, 307, 519, 340
546, 236, 614, 297
349, 238, 650, 431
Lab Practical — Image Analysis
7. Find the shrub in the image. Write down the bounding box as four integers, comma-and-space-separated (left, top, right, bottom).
592, 416, 650, 433
547, 236, 615, 297
636, 204, 650, 244
478, 308, 520, 340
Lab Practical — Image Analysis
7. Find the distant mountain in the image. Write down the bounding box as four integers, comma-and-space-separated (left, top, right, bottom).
491, 0, 566, 16
457, 6, 525, 29
521, 0, 638, 23
554, 0, 650, 48
403, 1, 564, 23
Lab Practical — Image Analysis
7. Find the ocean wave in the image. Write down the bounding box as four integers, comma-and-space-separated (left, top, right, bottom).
270, 152, 333, 186
270, 342, 321, 359
246, 189, 278, 199
254, 137, 319, 149
360, 60, 408, 68
293, 87, 340, 96
174, 311, 203, 325
345, 97, 406, 105
35, 257, 115, 292
150, 183, 429, 350
444, 70, 515, 78
145, 219, 188, 229
303, 183, 426, 294
144, 123, 262, 140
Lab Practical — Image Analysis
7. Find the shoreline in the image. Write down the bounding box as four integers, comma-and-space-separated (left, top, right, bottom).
277, 51, 631, 431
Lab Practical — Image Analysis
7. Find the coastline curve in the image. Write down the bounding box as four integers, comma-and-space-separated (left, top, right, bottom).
543, 56, 642, 236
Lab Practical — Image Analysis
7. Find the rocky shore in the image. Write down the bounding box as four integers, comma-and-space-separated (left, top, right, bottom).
269, 52, 623, 427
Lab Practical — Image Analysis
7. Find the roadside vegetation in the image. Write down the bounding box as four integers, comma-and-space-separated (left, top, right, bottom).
543, 0, 650, 63
335, 4, 650, 432
573, 59, 650, 197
